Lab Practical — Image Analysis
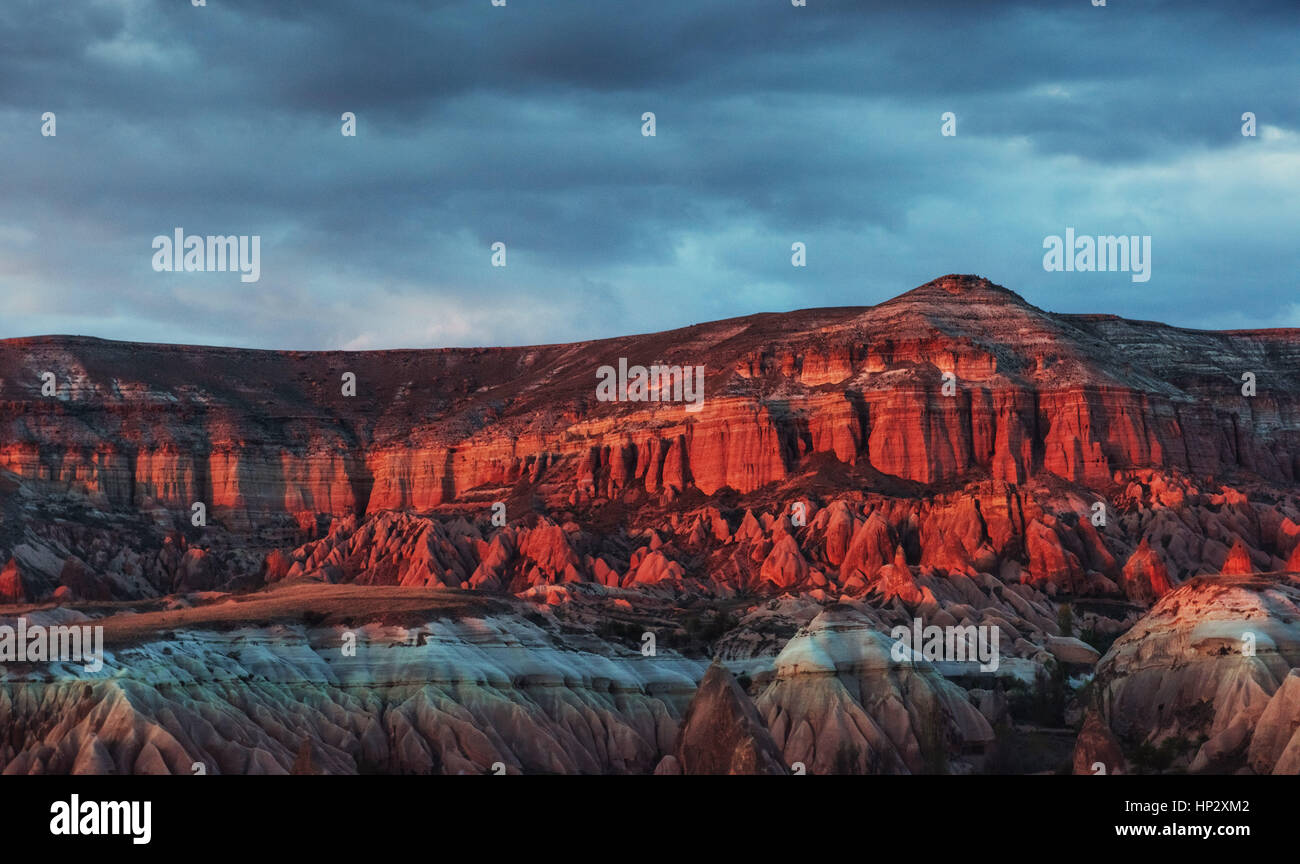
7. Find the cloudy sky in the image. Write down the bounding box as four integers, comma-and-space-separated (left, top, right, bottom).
1, 0, 1296, 349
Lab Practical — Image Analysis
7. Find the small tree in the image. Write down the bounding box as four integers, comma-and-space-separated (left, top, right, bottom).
1057, 603, 1074, 637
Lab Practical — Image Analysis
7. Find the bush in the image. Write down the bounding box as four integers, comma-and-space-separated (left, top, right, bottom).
1056, 603, 1074, 637
1128, 736, 1195, 774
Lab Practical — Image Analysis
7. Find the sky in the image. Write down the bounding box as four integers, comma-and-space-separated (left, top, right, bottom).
0, 0, 1296, 350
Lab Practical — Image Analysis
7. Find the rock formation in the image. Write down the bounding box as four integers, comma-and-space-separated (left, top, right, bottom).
654, 662, 787, 775
2, 274, 1298, 774
1092, 574, 1300, 773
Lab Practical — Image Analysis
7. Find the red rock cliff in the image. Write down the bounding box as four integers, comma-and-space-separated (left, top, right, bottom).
3, 276, 1295, 529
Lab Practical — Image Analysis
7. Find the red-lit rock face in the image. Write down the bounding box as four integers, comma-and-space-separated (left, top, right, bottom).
1, 275, 1298, 603
0, 558, 24, 603
2, 275, 1299, 777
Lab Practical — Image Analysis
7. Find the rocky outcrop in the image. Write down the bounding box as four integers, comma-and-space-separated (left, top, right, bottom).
1246, 669, 1300, 774
754, 608, 995, 774
1046, 635, 1101, 666
3, 275, 1297, 529
0, 599, 704, 775
0, 587, 1027, 776
4, 275, 1300, 605
1120, 537, 1173, 603
1220, 538, 1256, 575
0, 558, 25, 604
655, 662, 787, 775
1072, 711, 1128, 775
1092, 574, 1300, 773
4, 274, 1299, 775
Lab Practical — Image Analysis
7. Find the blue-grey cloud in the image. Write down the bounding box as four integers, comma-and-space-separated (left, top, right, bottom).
0, 0, 1296, 349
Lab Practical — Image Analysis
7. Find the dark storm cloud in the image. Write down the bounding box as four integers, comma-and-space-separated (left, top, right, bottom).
0, 0, 1296, 349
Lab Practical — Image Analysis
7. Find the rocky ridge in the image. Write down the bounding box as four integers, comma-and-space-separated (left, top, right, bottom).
2, 274, 1299, 774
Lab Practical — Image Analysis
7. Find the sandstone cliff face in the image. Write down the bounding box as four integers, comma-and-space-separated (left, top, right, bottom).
5, 437, 1300, 609
4, 275, 1298, 775
3, 275, 1296, 530
4, 276, 1298, 606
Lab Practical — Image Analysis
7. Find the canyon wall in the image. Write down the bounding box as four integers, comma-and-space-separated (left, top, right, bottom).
2, 276, 1297, 532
